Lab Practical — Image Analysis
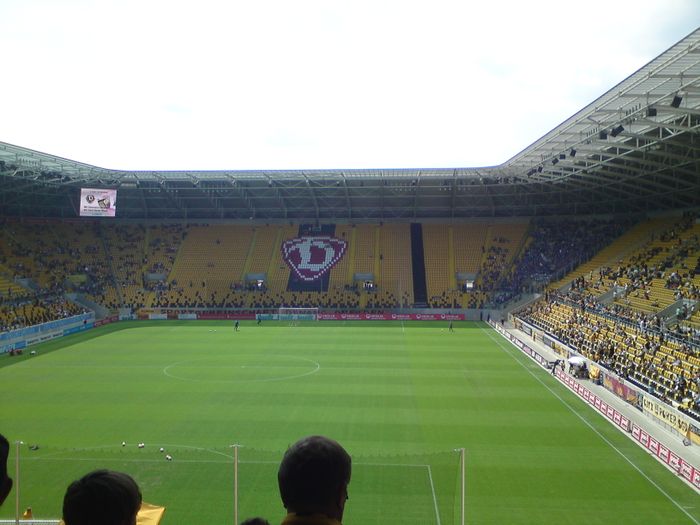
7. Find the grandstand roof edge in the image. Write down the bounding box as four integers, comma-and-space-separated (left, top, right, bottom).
0, 29, 698, 190
0, 140, 513, 181
503, 27, 700, 167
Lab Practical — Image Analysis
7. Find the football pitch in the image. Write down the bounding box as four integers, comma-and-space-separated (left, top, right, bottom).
1, 321, 698, 524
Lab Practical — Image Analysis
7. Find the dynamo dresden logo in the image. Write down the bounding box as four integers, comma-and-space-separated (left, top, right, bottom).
281, 235, 347, 282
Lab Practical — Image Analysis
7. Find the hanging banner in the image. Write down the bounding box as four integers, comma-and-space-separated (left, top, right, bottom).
641, 396, 700, 445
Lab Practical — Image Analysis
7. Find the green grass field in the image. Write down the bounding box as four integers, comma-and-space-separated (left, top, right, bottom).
1, 321, 698, 524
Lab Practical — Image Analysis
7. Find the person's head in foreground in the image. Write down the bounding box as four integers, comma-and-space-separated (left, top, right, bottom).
63, 469, 142, 525
0, 434, 12, 506
278, 435, 351, 523
240, 518, 271, 525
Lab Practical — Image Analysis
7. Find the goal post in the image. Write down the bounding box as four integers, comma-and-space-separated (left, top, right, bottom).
5, 442, 465, 525
235, 446, 465, 525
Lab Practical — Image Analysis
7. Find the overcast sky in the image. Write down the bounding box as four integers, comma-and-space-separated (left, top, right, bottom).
1, 1, 698, 171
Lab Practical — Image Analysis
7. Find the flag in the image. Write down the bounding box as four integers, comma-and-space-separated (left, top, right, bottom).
137, 502, 166, 525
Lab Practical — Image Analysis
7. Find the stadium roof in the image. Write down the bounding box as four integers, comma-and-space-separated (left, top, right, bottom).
1, 29, 699, 220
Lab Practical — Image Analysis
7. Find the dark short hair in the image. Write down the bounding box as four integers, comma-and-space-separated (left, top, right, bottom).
278, 435, 351, 511
0, 434, 9, 478
240, 518, 271, 525
0, 434, 12, 506
63, 469, 142, 525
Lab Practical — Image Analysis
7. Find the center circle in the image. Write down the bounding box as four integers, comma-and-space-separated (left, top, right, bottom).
163, 354, 320, 383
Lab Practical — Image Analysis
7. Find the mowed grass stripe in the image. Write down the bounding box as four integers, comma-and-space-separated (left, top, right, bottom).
1, 321, 698, 524
478, 324, 700, 525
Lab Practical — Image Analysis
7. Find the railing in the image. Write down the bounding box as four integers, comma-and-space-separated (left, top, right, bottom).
551, 295, 700, 352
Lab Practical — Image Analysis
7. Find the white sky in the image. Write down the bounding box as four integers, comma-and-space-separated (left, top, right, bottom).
1, 1, 699, 171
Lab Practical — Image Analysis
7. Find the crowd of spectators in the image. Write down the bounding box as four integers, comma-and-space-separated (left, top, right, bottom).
428, 289, 485, 309
497, 218, 634, 305
478, 239, 513, 292
0, 216, 696, 331
518, 288, 700, 414
602, 239, 699, 304
3, 219, 534, 317
0, 295, 87, 333
145, 283, 368, 311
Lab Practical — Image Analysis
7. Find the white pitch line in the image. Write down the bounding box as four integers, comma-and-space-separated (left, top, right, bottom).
26, 454, 437, 469
426, 464, 442, 525
26, 450, 445, 519
481, 326, 700, 525
26, 457, 232, 464
30, 443, 235, 461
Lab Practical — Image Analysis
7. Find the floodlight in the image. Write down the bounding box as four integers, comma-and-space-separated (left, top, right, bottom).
599, 131, 608, 140
671, 94, 682, 108
610, 125, 624, 137
551, 158, 558, 165
569, 148, 576, 157
646, 107, 657, 117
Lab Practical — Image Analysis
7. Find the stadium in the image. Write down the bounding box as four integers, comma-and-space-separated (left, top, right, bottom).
1, 13, 700, 525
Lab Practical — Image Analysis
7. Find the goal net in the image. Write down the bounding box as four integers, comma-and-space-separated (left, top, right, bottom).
5, 444, 463, 525
236, 447, 463, 525
277, 307, 318, 321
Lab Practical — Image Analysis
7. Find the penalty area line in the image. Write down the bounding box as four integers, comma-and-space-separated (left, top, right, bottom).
426, 464, 442, 525
26, 457, 232, 464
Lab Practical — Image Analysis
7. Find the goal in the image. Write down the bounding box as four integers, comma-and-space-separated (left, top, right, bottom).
277, 307, 318, 321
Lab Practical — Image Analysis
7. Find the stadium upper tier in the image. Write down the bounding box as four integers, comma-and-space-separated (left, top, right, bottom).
1, 215, 695, 315
0, 217, 636, 315
1, 30, 699, 219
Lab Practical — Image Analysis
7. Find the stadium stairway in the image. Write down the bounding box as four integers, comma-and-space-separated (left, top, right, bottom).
101, 229, 124, 307
500, 292, 539, 312
68, 292, 110, 319
447, 226, 457, 290
410, 223, 428, 307
0, 271, 34, 298
549, 216, 676, 291
241, 227, 259, 276
475, 224, 493, 289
